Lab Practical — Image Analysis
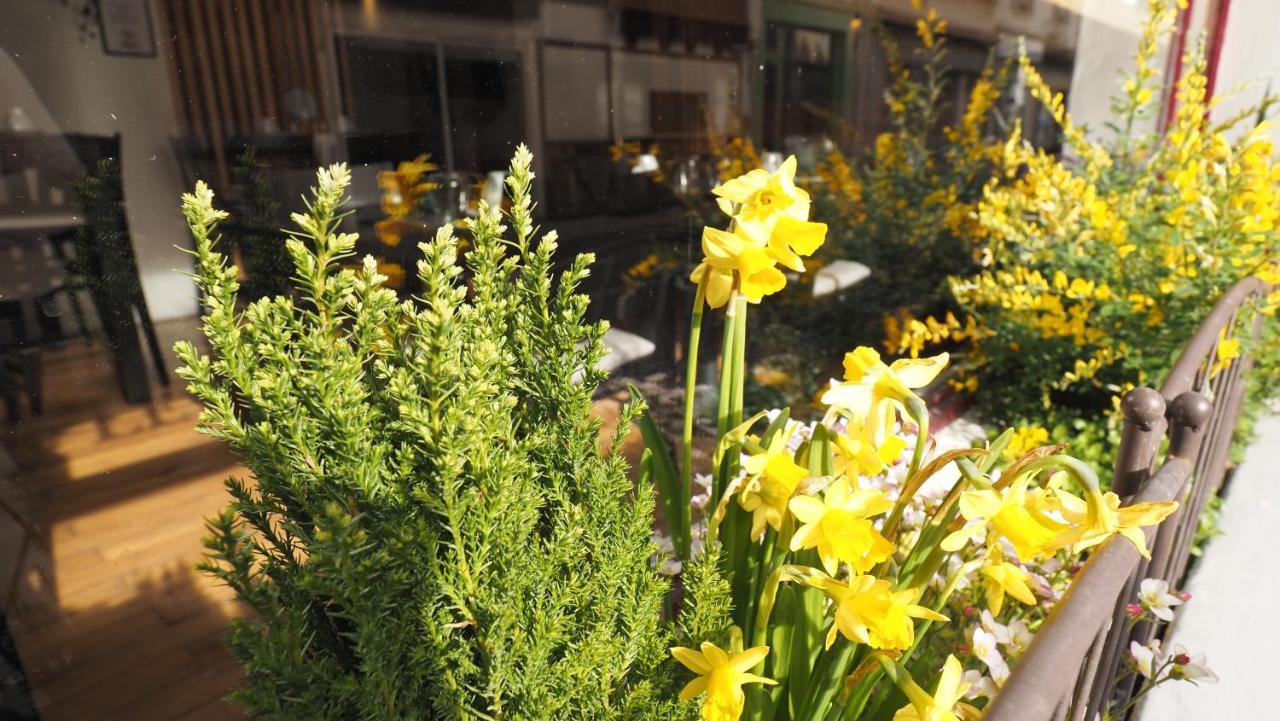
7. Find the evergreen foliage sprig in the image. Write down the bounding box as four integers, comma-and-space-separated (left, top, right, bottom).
178, 146, 709, 720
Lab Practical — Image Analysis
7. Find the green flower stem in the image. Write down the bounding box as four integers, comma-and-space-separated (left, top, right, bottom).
731, 293, 748, 430
804, 640, 855, 720
904, 395, 930, 487
714, 292, 744, 504
716, 297, 738, 437
1007, 454, 1101, 494
744, 528, 776, 647
1110, 662, 1174, 718
880, 393, 931, 543
679, 280, 707, 560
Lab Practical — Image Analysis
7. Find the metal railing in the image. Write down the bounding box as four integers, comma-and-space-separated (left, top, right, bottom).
985, 275, 1271, 721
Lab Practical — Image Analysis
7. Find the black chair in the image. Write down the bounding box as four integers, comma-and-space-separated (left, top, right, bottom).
61, 133, 169, 404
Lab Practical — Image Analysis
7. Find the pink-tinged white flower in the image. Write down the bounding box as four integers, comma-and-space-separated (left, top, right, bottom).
1138, 578, 1183, 622
1027, 571, 1056, 601
961, 669, 1000, 700
979, 611, 1011, 645
1129, 640, 1166, 680
1005, 618, 1033, 654
969, 627, 1010, 684
1170, 644, 1218, 685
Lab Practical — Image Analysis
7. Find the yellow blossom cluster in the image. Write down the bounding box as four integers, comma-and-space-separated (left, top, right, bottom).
810, 7, 1012, 351
900, 0, 1278, 424
691, 156, 828, 307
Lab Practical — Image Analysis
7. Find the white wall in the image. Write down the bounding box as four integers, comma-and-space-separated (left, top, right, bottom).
1065, 0, 1149, 143
1067, 0, 1280, 146
1205, 0, 1280, 144
1, 0, 197, 320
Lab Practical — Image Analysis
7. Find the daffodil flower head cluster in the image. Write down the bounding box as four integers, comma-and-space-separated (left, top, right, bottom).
943, 457, 1177, 617
822, 347, 949, 448
692, 156, 828, 308
649, 136, 1194, 719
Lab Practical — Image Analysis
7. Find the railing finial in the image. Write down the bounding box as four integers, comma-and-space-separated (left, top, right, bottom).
1168, 391, 1212, 460
1121, 387, 1165, 430
1111, 387, 1166, 496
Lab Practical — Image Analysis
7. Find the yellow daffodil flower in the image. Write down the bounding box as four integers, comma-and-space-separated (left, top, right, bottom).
670, 642, 776, 721
832, 416, 907, 478
712, 155, 827, 267
942, 474, 1067, 562
789, 478, 896, 575
979, 545, 1037, 615
821, 347, 948, 446
692, 156, 828, 308
893, 655, 982, 721
739, 432, 809, 540
1053, 487, 1177, 559
812, 574, 947, 650
690, 227, 788, 308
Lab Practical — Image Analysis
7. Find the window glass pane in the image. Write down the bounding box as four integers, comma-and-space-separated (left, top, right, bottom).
339, 36, 446, 164
15, 3, 1240, 721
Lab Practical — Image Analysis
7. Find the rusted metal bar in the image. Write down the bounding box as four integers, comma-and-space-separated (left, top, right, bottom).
1161, 277, 1267, 398
1067, 629, 1105, 721
1074, 389, 1167, 718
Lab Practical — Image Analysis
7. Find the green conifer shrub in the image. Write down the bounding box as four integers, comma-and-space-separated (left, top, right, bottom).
177, 147, 717, 720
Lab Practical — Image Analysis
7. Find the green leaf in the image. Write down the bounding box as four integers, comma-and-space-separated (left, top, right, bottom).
629, 383, 690, 561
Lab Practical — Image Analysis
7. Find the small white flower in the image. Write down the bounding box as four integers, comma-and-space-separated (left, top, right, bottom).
652, 533, 674, 555
948, 554, 973, 592
980, 611, 1011, 645
1170, 644, 1219, 685
1129, 640, 1165, 680
962, 669, 1000, 700
657, 558, 683, 576
970, 626, 1012, 683
693, 473, 714, 491
1028, 572, 1056, 600
1037, 556, 1063, 575
1138, 578, 1184, 622
970, 627, 999, 661
1006, 618, 1033, 654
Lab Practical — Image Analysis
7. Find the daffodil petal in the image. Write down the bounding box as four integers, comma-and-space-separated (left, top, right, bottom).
671, 646, 711, 674
729, 646, 770, 673
700, 641, 729, 666
889, 352, 950, 388
775, 216, 828, 256
678, 676, 707, 701
789, 494, 826, 524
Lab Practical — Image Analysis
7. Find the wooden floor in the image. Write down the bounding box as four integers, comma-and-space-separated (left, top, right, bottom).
2, 322, 247, 721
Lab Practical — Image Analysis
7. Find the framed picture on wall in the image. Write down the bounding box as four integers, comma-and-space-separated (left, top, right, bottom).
99, 0, 156, 57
